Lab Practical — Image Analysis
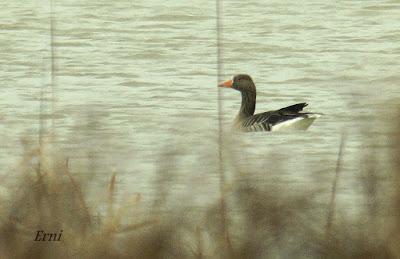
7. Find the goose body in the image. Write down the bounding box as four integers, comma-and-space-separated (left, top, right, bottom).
219, 74, 321, 132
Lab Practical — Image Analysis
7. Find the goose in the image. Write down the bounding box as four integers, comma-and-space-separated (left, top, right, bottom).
218, 74, 321, 131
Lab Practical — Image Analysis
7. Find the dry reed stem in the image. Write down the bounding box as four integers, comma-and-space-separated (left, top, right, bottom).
64, 157, 91, 224
217, 140, 232, 254
220, 195, 232, 250
105, 192, 144, 237
325, 133, 347, 239
195, 226, 204, 259
117, 219, 159, 233
108, 173, 116, 218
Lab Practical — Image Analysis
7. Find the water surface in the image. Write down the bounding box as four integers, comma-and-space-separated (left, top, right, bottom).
1, 0, 399, 209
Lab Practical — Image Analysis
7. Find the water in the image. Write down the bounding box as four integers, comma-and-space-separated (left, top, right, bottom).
1, 0, 399, 208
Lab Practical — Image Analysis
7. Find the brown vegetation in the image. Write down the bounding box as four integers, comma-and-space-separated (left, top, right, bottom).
0, 112, 399, 259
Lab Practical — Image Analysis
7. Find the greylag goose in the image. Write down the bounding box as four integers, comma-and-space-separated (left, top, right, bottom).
218, 74, 321, 131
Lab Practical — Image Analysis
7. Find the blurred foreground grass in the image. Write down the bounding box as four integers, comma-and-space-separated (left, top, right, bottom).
0, 112, 399, 259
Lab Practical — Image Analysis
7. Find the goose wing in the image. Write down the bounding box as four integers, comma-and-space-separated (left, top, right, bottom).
278, 102, 308, 113
241, 103, 314, 131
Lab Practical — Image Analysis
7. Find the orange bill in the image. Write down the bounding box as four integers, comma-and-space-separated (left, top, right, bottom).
218, 79, 233, 88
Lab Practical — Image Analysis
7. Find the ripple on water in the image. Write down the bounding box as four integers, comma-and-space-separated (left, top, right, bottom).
0, 1, 398, 210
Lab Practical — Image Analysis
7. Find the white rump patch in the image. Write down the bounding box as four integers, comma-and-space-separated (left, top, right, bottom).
271, 114, 321, 131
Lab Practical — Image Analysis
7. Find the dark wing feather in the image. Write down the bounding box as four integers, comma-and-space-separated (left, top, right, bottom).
278, 103, 308, 113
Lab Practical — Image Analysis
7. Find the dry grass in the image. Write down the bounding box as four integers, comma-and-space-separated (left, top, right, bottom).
0, 111, 400, 259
